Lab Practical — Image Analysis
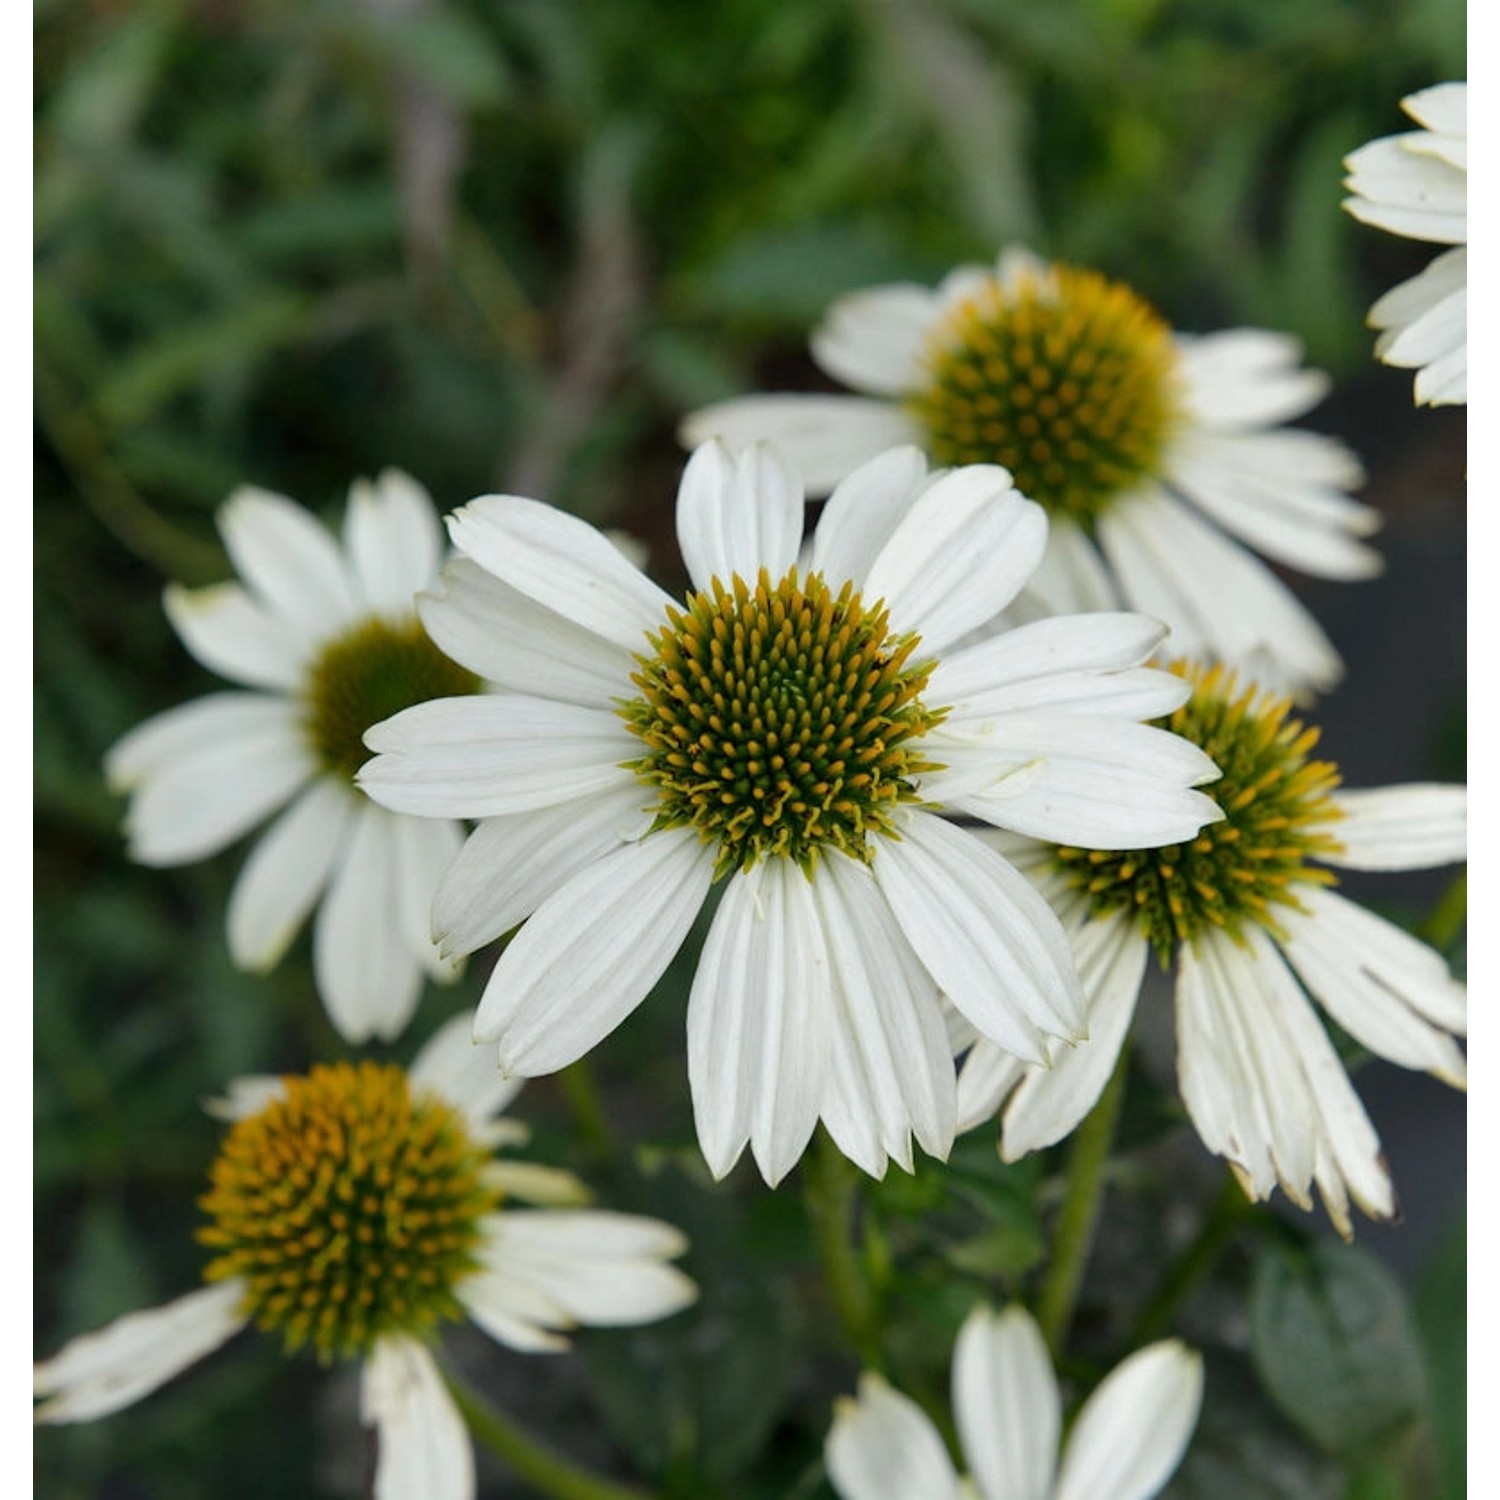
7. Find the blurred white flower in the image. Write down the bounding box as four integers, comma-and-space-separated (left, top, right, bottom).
1344, 83, 1467, 405
34, 1014, 697, 1500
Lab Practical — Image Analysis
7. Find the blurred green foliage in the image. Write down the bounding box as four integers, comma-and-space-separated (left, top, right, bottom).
35, 0, 1463, 1495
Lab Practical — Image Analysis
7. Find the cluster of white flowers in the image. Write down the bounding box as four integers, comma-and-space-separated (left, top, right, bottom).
37, 79, 1465, 1500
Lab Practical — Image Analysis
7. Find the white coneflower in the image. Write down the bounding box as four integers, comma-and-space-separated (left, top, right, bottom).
955, 661, 1467, 1239
106, 472, 482, 1042
826, 1303, 1202, 1500
359, 440, 1222, 1186
683, 250, 1381, 697
1344, 83, 1467, 405
34, 1014, 697, 1500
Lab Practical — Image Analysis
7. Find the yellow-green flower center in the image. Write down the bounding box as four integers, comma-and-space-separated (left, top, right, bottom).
304, 617, 479, 782
907, 265, 1183, 524
199, 1062, 499, 1362
620, 569, 946, 878
1053, 663, 1345, 960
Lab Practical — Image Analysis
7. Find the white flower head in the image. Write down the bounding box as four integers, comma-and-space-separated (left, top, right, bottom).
106, 472, 484, 1043
827, 1303, 1203, 1500
682, 248, 1383, 698
33, 1013, 698, 1500
956, 661, 1467, 1240
1343, 82, 1467, 405
358, 441, 1223, 1186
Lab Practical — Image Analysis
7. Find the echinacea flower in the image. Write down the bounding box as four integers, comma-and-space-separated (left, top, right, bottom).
358, 441, 1222, 1186
34, 1014, 697, 1499
1343, 83, 1467, 405
955, 661, 1467, 1238
106, 472, 484, 1042
826, 1303, 1202, 1500
683, 250, 1380, 697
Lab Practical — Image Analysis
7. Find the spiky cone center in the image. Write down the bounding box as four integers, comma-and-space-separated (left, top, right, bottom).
304, 616, 479, 783
198, 1062, 499, 1362
621, 568, 947, 878
907, 265, 1184, 525
1053, 662, 1346, 962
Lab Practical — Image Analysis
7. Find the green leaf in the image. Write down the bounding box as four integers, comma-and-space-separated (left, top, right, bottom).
1250, 1242, 1429, 1457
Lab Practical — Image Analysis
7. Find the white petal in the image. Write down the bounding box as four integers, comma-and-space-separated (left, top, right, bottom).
445, 494, 672, 653
1379, 284, 1466, 368
1402, 82, 1466, 138
864, 472, 1047, 650
345, 471, 444, 618
933, 714, 1222, 850
1369, 247, 1467, 334
1343, 136, 1466, 243
1053, 1341, 1203, 1500
467, 1210, 696, 1329
116, 704, 316, 867
391, 813, 465, 982
687, 861, 832, 1185
1017, 519, 1121, 616
314, 803, 423, 1044
676, 440, 804, 593
105, 692, 302, 791
954, 1039, 1028, 1135
1002, 914, 1149, 1160
227, 776, 353, 971
418, 558, 635, 705
433, 783, 653, 959
1322, 784, 1466, 870
811, 853, 957, 1175
1413, 340, 1467, 405
1174, 330, 1330, 430
359, 695, 638, 820
409, 1011, 525, 1129
810, 281, 943, 396
219, 486, 359, 638
953, 1304, 1060, 1500
163, 581, 307, 690
34, 1281, 249, 1424
202, 1075, 287, 1121
873, 812, 1085, 1064
680, 394, 921, 496
482, 1161, 591, 1206
825, 1373, 961, 1500
473, 829, 714, 1075
809, 445, 932, 587
361, 1337, 473, 1500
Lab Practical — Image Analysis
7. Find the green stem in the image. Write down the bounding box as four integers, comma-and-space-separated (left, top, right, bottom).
444, 1365, 658, 1500
1420, 869, 1467, 952
803, 1131, 883, 1370
1129, 1173, 1252, 1345
1035, 1046, 1130, 1359
558, 1058, 613, 1164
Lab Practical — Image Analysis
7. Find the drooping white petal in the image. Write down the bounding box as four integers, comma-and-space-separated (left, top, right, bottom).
873, 811, 1085, 1064
687, 861, 832, 1185
445, 494, 673, 652
810, 281, 943, 396
359, 695, 638, 820
408, 1011, 525, 1129
34, 1281, 249, 1425
116, 703, 316, 867
932, 714, 1222, 850
954, 1040, 1027, 1135
825, 1374, 962, 1500
676, 440, 803, 593
811, 853, 957, 1175
1001, 912, 1149, 1161
1369, 247, 1467, 338
809, 446, 933, 587
1379, 284, 1466, 369
952, 1305, 1060, 1500
679, 394, 921, 496
863, 471, 1047, 650
360, 1337, 473, 1500
432, 783, 653, 959
1174, 330, 1330, 430
473, 828, 714, 1076
1320, 784, 1467, 871
466, 1211, 696, 1331
391, 813, 464, 982
314, 802, 423, 1044
345, 471, 444, 619
163, 581, 307, 690
1053, 1340, 1203, 1500
418, 559, 636, 706
1016, 517, 1121, 616
218, 486, 359, 639
227, 776, 353, 971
